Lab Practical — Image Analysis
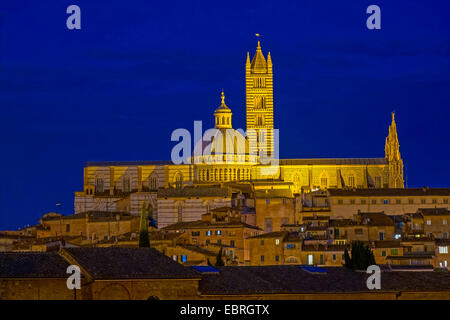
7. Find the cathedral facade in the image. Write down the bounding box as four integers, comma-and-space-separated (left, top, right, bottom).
74, 41, 404, 227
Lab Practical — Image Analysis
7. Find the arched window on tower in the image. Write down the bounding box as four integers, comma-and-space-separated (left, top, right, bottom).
257, 116, 263, 126
254, 96, 265, 109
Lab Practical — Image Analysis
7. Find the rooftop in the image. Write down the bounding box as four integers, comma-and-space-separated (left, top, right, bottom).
63, 247, 200, 280
158, 186, 231, 198
162, 220, 261, 231
280, 158, 387, 166
328, 188, 450, 197
199, 265, 450, 295
0, 252, 70, 278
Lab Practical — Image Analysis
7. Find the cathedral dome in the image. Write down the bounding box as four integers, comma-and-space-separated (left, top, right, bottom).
192, 91, 251, 164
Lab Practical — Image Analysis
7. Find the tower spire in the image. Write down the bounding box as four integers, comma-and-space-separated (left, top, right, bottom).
385, 112, 404, 188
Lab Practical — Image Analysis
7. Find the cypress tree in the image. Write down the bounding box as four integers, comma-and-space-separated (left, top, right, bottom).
344, 247, 352, 268
139, 201, 150, 248
215, 248, 225, 266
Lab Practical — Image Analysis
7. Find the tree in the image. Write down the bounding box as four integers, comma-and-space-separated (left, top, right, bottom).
343, 241, 376, 270
344, 247, 352, 268
215, 248, 225, 266
139, 201, 150, 248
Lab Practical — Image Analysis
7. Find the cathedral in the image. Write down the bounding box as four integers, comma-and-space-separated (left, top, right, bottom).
74, 40, 404, 227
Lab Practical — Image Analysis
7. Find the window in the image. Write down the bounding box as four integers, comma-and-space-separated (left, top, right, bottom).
215, 230, 222, 235
361, 199, 366, 205
257, 116, 263, 126
230, 240, 235, 247
355, 228, 363, 235
381, 250, 386, 257
396, 199, 401, 204
181, 255, 187, 263
266, 199, 270, 204
281, 218, 288, 226
379, 232, 384, 241
421, 199, 426, 204
286, 243, 295, 249
338, 200, 343, 205
350, 199, 355, 205
66, 224, 70, 232
348, 175, 355, 188
332, 254, 336, 261
390, 249, 398, 256
371, 199, 377, 204
217, 239, 222, 245
283, 198, 287, 204
206, 230, 212, 236
265, 218, 272, 233
206, 239, 210, 245
275, 239, 280, 245
426, 220, 431, 225
432, 199, 437, 204
408, 199, 414, 204
443, 219, 447, 225
177, 206, 183, 222
383, 199, 389, 205
122, 175, 131, 192
320, 177, 328, 188
374, 176, 381, 188
308, 254, 314, 265
261, 240, 264, 245
229, 250, 234, 258
261, 255, 264, 262
444, 199, 449, 204
275, 255, 279, 262
149, 174, 157, 190
172, 255, 177, 261
95, 178, 104, 193
439, 246, 448, 254
174, 172, 183, 189
191, 231, 200, 236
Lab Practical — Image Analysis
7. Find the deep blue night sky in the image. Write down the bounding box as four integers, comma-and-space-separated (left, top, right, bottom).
0, 1, 448, 229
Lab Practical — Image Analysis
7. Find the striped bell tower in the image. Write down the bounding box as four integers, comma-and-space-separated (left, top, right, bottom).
245, 37, 274, 159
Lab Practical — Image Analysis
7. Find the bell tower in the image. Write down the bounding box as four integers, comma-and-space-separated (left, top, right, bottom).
246, 37, 274, 158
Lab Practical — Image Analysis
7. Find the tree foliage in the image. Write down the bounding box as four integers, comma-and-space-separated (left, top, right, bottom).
344, 241, 376, 270
139, 201, 150, 248
215, 248, 225, 266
